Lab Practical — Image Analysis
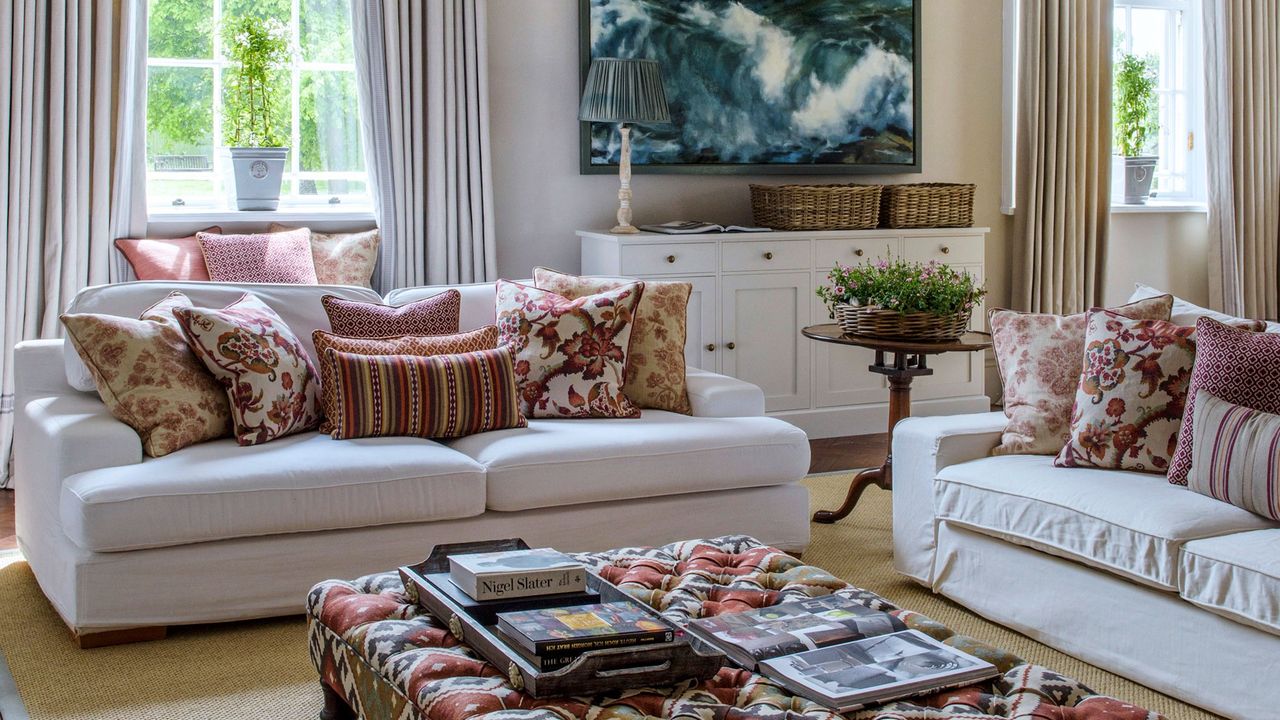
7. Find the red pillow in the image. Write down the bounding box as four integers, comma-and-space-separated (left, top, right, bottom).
321, 290, 461, 337
114, 226, 222, 281
197, 228, 318, 284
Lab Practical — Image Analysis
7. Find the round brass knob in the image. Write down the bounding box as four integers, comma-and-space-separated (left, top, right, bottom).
726, 342, 736, 350
666, 254, 676, 263
763, 251, 774, 260
705, 343, 716, 352
853, 248, 865, 257
940, 246, 951, 255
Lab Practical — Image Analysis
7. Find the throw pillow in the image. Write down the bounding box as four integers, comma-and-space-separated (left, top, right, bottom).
1168, 317, 1280, 485
1053, 310, 1197, 473
1188, 389, 1280, 520
174, 294, 322, 445
534, 267, 692, 414
1128, 282, 1274, 332
60, 292, 232, 456
989, 294, 1174, 455
269, 223, 380, 287
495, 279, 643, 419
312, 325, 500, 427
197, 228, 319, 284
324, 347, 527, 440
321, 290, 461, 337
114, 226, 222, 281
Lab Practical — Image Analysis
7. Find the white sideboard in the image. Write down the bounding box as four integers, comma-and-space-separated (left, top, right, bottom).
579, 227, 991, 438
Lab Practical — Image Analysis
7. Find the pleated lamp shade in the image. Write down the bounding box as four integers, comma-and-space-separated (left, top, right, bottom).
578, 58, 671, 124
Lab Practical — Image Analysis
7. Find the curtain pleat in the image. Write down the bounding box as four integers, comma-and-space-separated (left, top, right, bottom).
1012, 0, 1112, 314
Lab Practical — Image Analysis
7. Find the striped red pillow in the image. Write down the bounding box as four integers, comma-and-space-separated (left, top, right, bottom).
1189, 389, 1280, 521
323, 347, 527, 439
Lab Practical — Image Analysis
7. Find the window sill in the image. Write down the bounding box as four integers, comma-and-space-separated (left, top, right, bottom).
1111, 200, 1208, 214
147, 204, 376, 225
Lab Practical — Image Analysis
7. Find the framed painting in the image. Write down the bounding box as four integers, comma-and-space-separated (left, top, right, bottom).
579, 0, 921, 175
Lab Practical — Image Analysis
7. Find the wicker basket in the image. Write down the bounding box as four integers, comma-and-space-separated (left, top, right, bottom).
750, 183, 882, 231
834, 303, 971, 342
880, 183, 975, 229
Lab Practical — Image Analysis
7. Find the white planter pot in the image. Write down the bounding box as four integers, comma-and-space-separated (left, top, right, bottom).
1118, 154, 1158, 205
224, 147, 288, 211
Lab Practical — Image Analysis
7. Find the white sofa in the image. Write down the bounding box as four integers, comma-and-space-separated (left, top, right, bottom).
14, 280, 811, 644
894, 413, 1280, 719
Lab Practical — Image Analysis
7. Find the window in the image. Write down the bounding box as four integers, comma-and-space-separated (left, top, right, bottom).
1113, 0, 1205, 204
145, 0, 368, 212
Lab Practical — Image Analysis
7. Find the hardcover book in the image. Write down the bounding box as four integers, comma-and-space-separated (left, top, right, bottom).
448, 548, 587, 601
423, 573, 599, 624
496, 601, 675, 656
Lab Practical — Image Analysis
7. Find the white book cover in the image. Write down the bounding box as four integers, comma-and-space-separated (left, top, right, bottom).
448, 548, 586, 601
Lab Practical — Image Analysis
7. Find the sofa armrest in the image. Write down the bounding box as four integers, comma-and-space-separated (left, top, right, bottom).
13, 388, 142, 497
891, 412, 1006, 585
685, 368, 766, 417
14, 340, 78, 402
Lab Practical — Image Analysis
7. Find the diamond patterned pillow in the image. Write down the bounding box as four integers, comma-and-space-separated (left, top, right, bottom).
322, 291, 461, 337
495, 279, 642, 419
198, 228, 319, 284
269, 223, 380, 287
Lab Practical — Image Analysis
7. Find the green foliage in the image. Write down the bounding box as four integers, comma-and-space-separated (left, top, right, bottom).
146, 67, 213, 160
816, 258, 986, 317
222, 16, 292, 147
1114, 53, 1159, 157
148, 0, 213, 59
299, 71, 363, 172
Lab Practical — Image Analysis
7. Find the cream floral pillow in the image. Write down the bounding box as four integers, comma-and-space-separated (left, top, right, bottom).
174, 294, 321, 445
533, 267, 692, 415
495, 279, 642, 419
61, 292, 231, 456
270, 223, 380, 287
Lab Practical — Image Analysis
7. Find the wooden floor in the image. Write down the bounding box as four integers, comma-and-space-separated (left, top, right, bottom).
0, 433, 886, 554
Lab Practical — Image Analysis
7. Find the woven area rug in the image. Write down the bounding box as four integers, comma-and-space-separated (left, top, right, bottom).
0, 473, 1217, 719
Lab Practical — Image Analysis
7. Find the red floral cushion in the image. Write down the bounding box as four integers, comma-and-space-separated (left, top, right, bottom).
197, 228, 318, 284
114, 226, 222, 281
321, 290, 461, 337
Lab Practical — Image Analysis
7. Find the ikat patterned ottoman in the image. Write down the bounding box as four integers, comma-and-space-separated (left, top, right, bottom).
308, 536, 1165, 720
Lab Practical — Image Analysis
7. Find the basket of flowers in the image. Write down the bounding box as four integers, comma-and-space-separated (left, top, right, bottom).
817, 258, 986, 342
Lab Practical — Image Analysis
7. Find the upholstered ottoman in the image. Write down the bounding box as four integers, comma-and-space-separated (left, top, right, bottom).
308, 536, 1164, 720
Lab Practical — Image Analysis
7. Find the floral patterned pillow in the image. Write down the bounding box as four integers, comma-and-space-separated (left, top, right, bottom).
990, 295, 1174, 455
269, 223, 380, 288
1054, 310, 1196, 473
533, 267, 692, 415
174, 294, 322, 445
495, 279, 642, 419
60, 292, 231, 456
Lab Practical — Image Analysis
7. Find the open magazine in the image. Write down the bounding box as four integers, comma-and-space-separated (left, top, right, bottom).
638, 220, 771, 234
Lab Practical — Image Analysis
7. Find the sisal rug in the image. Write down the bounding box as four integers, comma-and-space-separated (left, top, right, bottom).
0, 473, 1218, 719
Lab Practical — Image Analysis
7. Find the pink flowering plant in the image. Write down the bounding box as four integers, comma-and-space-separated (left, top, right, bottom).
817, 258, 985, 317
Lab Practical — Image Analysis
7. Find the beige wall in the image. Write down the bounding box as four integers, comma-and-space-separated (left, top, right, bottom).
1105, 211, 1210, 307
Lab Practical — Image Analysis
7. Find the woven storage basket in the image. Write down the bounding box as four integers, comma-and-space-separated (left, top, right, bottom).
834, 303, 971, 342
750, 183, 882, 231
880, 183, 975, 228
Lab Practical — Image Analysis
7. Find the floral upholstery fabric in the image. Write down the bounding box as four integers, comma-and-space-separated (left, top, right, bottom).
197, 228, 319, 284
534, 267, 692, 415
1054, 311, 1196, 473
60, 292, 231, 456
174, 294, 321, 445
990, 295, 1174, 456
495, 279, 642, 419
308, 536, 1164, 720
323, 291, 462, 338
270, 223, 381, 288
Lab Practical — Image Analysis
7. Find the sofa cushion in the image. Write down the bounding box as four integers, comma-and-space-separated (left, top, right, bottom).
60, 432, 486, 552
935, 455, 1276, 590
1180, 529, 1280, 637
447, 411, 810, 512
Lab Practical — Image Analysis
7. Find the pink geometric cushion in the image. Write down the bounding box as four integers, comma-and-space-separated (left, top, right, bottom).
321, 290, 461, 337
114, 226, 222, 281
197, 228, 318, 284
1168, 317, 1280, 485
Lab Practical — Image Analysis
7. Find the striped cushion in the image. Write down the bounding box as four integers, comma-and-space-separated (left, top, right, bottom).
324, 347, 527, 440
1189, 389, 1280, 520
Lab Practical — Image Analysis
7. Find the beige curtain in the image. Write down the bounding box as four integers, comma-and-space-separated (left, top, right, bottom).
1012, 0, 1113, 313
0, 0, 148, 486
351, 0, 497, 291
1204, 0, 1280, 320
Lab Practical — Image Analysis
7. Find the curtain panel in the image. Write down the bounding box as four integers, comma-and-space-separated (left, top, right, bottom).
1011, 0, 1113, 314
351, 0, 498, 291
0, 0, 148, 487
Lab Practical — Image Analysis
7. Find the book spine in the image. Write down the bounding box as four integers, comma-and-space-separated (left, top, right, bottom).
468, 568, 585, 601
534, 629, 673, 656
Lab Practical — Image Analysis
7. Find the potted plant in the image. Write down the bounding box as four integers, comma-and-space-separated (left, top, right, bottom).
817, 258, 985, 341
222, 16, 292, 210
1113, 52, 1160, 204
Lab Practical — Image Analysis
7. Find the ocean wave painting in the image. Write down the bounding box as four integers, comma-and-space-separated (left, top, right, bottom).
581, 0, 919, 174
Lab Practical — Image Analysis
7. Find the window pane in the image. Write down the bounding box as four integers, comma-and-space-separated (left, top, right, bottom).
149, 177, 217, 207
222, 72, 291, 148
147, 66, 214, 166
1114, 7, 1128, 54
221, 0, 289, 25
300, 71, 364, 173
294, 178, 368, 197
1129, 8, 1166, 73
148, 0, 213, 59
301, 0, 354, 63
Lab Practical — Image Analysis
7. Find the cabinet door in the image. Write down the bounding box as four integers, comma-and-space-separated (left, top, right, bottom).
912, 264, 985, 401
672, 275, 718, 371
811, 294, 888, 407
720, 272, 811, 412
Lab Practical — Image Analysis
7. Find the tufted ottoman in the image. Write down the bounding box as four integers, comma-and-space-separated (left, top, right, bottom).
308, 536, 1165, 720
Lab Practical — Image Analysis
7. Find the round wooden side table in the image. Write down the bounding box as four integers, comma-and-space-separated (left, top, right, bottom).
801, 324, 993, 524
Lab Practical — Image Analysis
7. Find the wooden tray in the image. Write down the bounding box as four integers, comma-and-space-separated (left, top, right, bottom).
399, 539, 725, 698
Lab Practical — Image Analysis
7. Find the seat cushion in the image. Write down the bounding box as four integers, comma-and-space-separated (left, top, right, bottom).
1181, 529, 1280, 637
61, 432, 486, 552
447, 411, 810, 511
935, 455, 1276, 590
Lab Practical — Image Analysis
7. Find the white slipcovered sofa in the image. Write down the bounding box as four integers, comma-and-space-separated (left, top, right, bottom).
14, 280, 811, 644
893, 413, 1280, 719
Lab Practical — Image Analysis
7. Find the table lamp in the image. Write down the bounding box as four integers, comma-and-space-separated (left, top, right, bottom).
579, 58, 671, 234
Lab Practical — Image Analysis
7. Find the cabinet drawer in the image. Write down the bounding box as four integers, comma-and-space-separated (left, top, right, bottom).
722, 240, 810, 272
901, 236, 983, 265
620, 243, 717, 275
814, 237, 899, 268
